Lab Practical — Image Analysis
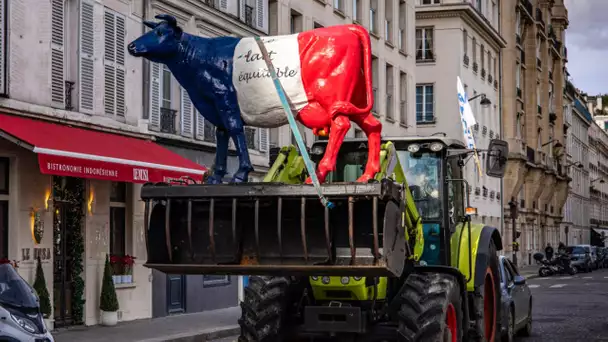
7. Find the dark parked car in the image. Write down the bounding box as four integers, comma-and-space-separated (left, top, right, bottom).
566, 245, 592, 273
499, 256, 532, 342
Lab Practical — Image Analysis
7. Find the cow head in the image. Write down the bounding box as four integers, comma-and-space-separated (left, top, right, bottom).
127, 14, 183, 63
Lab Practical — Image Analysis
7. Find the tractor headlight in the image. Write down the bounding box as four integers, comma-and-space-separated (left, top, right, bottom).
430, 142, 444, 152
322, 276, 330, 284
340, 277, 350, 285
311, 276, 319, 281
311, 145, 325, 155
407, 144, 420, 153
353, 276, 363, 281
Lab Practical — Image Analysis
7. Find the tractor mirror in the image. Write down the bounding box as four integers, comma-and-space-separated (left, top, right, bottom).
486, 139, 509, 178
465, 207, 477, 216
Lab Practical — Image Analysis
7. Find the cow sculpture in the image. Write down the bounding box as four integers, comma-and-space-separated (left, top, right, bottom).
128, 14, 381, 184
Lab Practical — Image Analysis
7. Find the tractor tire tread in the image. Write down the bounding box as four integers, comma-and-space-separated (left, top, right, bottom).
238, 276, 290, 342
397, 273, 463, 342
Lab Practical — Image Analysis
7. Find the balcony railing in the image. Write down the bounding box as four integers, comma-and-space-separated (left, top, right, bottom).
520, 0, 533, 18
386, 94, 393, 120
463, 54, 469, 66
65, 80, 75, 111
472, 62, 478, 73
400, 100, 407, 124
481, 69, 486, 78
160, 107, 177, 134
488, 74, 493, 83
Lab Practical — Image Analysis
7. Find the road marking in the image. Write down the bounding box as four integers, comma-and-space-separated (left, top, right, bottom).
549, 284, 567, 288
528, 284, 540, 288
603, 276, 608, 279
559, 276, 573, 280
583, 276, 593, 279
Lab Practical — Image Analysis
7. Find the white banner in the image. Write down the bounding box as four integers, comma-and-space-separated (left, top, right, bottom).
457, 77, 482, 177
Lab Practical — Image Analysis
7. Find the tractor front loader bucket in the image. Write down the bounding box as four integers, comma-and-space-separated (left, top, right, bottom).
141, 179, 408, 277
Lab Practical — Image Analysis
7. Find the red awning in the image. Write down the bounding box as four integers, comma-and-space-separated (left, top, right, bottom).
0, 113, 207, 183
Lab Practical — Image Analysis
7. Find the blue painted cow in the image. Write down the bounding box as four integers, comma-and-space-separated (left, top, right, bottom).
128, 14, 380, 184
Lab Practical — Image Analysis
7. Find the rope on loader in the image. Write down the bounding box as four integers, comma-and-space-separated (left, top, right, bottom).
254, 36, 334, 209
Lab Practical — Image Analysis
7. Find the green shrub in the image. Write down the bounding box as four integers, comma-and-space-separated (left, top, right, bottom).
33, 256, 51, 318
99, 254, 119, 312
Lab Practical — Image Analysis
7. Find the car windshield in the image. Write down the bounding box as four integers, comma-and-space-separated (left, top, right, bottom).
566, 246, 585, 255
0, 264, 39, 309
325, 147, 442, 220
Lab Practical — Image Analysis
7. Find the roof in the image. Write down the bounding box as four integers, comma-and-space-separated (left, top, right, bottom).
313, 136, 467, 149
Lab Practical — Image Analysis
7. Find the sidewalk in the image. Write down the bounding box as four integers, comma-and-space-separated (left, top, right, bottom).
53, 306, 240, 342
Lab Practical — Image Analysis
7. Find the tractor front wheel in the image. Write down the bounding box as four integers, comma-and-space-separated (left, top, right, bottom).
238, 276, 291, 342
397, 273, 463, 342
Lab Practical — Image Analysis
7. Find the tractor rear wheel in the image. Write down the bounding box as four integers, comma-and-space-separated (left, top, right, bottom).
238, 276, 291, 342
472, 239, 501, 342
397, 273, 463, 342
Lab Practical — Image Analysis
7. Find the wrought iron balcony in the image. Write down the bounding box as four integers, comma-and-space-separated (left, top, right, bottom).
245, 5, 254, 26
488, 74, 493, 83
472, 62, 478, 73
463, 54, 469, 66
481, 68, 486, 78
65, 80, 75, 111
160, 107, 177, 134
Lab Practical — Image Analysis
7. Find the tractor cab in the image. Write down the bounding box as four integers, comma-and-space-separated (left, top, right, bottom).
309, 136, 508, 267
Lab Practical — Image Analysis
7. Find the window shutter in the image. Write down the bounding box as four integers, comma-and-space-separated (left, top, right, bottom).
149, 62, 161, 128
0, 0, 6, 95
259, 128, 269, 152
220, 0, 228, 11
51, 0, 65, 107
239, 0, 246, 21
103, 11, 126, 117
180, 87, 193, 137
195, 110, 205, 140
79, 0, 95, 113
256, 0, 267, 33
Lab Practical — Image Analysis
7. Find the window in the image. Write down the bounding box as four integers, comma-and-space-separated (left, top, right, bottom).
536, 83, 540, 107
333, 0, 343, 12
104, 9, 126, 118
385, 1, 393, 43
480, 44, 485, 73
355, 129, 364, 138
0, 158, 8, 259
472, 37, 477, 64
314, 21, 324, 29
516, 10, 521, 36
372, 55, 379, 113
463, 29, 468, 56
203, 275, 231, 287
398, 1, 406, 51
353, 0, 362, 22
109, 182, 127, 260
416, 84, 434, 123
536, 35, 541, 58
162, 65, 172, 109
476, 0, 482, 12
400, 71, 407, 124
422, 0, 440, 4
516, 62, 521, 89
487, 51, 492, 73
369, 0, 378, 34
386, 63, 394, 119
516, 114, 522, 138
290, 10, 302, 34
416, 27, 434, 61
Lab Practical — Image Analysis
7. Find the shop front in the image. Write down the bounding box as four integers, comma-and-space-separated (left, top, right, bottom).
0, 113, 206, 328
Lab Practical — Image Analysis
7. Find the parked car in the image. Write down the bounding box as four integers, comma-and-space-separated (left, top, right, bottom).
566, 245, 593, 273
499, 256, 533, 342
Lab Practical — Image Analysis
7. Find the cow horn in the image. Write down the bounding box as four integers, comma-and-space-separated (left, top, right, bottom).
143, 20, 158, 29
155, 14, 177, 27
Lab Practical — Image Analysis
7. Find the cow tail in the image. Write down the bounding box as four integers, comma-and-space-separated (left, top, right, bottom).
328, 25, 374, 117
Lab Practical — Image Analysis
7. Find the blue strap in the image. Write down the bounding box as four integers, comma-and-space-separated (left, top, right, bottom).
253, 36, 334, 209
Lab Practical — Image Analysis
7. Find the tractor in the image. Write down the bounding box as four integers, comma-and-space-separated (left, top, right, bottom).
140, 136, 508, 341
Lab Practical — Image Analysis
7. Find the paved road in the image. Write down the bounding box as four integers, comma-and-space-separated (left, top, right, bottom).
213, 269, 608, 341
520, 268, 608, 341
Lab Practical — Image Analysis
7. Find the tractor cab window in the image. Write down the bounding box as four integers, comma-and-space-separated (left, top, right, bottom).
397, 150, 441, 220
325, 150, 367, 182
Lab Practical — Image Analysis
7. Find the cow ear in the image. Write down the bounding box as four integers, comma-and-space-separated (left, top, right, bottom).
143, 20, 158, 29
155, 14, 177, 27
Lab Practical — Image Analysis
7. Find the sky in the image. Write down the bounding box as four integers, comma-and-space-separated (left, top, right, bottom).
563, 0, 607, 95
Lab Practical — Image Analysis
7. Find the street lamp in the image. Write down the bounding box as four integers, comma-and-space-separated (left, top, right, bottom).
591, 178, 605, 184
541, 139, 564, 157
468, 93, 492, 108
565, 161, 583, 168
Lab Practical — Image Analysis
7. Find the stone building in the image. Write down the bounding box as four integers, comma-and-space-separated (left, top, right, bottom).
414, 0, 505, 227
501, 0, 570, 266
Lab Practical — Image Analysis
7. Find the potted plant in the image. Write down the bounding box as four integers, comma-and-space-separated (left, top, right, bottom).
100, 254, 119, 326
122, 255, 136, 284
33, 256, 52, 330
110, 255, 123, 284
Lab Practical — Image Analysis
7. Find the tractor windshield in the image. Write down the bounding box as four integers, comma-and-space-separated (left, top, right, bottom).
326, 148, 442, 220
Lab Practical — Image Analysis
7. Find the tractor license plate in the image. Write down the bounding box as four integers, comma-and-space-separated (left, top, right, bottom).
303, 306, 364, 333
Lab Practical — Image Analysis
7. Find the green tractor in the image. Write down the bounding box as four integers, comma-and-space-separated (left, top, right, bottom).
141, 136, 508, 341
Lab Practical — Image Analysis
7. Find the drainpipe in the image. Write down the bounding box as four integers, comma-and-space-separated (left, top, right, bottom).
142, 0, 150, 120
498, 2, 505, 249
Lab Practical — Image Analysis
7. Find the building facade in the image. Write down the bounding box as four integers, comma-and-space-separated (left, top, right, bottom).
501, 0, 570, 266
560, 93, 591, 246
588, 120, 608, 246
267, 0, 417, 148
414, 0, 505, 227
0, 0, 275, 329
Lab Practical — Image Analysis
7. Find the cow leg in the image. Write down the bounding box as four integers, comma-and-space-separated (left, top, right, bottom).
229, 128, 254, 183
206, 127, 230, 184
351, 114, 382, 182
306, 115, 351, 184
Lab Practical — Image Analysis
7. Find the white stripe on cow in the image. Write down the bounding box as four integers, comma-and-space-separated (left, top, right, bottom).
233, 34, 309, 128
